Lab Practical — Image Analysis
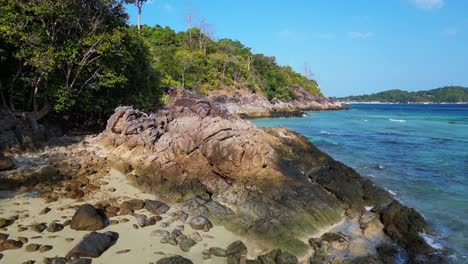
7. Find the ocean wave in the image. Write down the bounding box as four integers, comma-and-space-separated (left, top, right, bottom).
389, 119, 407, 123
385, 188, 397, 195
420, 233, 444, 250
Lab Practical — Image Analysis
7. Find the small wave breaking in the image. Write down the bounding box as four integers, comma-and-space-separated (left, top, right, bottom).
389, 119, 407, 123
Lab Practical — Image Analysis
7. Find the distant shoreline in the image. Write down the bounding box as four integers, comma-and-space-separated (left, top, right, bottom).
339, 101, 468, 105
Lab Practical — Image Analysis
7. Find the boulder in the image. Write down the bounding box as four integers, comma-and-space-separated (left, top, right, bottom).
144, 200, 170, 215
31, 223, 47, 233
179, 238, 196, 252
189, 215, 213, 231
47, 223, 64, 232
209, 247, 227, 257
70, 204, 107, 231
156, 256, 193, 264
25, 243, 40, 252
227, 240, 247, 264
66, 231, 119, 258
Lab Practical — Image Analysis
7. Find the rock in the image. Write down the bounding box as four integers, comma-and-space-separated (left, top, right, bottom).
31, 223, 48, 233
47, 223, 64, 232
189, 215, 213, 231
66, 188, 85, 199
0, 155, 15, 171
0, 233, 8, 242
168, 237, 178, 246
67, 259, 92, 264
144, 200, 170, 215
209, 247, 227, 257
70, 204, 107, 231
66, 231, 119, 258
151, 230, 170, 238
156, 255, 193, 264
276, 251, 298, 264
43, 257, 68, 264
22, 261, 35, 264
25, 243, 41, 252
179, 238, 196, 252
39, 207, 51, 215
178, 212, 188, 222
127, 199, 145, 210
0, 218, 10, 228
39, 245, 53, 252
18, 237, 28, 244
352, 255, 383, 264
0, 239, 23, 250
119, 202, 134, 215
227, 240, 247, 263
376, 243, 400, 264
134, 214, 156, 228
189, 232, 202, 242
65, 238, 74, 242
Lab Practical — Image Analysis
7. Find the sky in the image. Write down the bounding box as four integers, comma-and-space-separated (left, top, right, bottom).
125, 0, 468, 97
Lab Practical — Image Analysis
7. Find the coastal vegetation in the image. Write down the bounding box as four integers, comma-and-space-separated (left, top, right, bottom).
0, 0, 321, 128
339, 86, 468, 103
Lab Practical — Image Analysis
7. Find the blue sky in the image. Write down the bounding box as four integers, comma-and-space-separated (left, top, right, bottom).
125, 0, 468, 97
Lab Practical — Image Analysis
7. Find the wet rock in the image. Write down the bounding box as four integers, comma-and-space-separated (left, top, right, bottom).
376, 243, 400, 264
144, 200, 170, 215
31, 223, 48, 233
25, 243, 41, 252
209, 247, 227, 257
156, 255, 193, 264
66, 231, 119, 258
189, 215, 213, 231
70, 204, 107, 231
43, 257, 68, 264
39, 244, 53, 252
179, 238, 196, 252
47, 223, 64, 232
352, 255, 383, 264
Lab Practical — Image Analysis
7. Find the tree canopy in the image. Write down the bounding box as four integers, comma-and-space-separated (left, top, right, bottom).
339, 86, 468, 103
0, 1, 323, 127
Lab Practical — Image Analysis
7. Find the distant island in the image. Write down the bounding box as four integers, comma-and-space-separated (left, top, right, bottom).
339, 86, 468, 103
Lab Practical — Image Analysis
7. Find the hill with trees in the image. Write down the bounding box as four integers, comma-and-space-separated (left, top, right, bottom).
0, 0, 323, 128
339, 86, 468, 103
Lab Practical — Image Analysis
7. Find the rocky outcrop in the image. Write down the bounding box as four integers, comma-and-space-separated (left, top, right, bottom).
99, 95, 445, 262
210, 85, 345, 118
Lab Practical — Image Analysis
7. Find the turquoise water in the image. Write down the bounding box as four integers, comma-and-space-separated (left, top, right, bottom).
252, 104, 468, 262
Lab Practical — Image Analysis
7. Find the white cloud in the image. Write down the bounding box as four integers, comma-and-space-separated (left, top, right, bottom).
409, 0, 444, 10
347, 31, 374, 39
442, 27, 457, 36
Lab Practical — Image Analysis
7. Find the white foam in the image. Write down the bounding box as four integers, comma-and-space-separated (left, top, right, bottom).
389, 119, 407, 123
420, 233, 443, 249
320, 130, 330, 135
365, 206, 374, 211
386, 188, 397, 195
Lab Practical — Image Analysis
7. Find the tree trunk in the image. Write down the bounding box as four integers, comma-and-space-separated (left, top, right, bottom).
137, 7, 142, 32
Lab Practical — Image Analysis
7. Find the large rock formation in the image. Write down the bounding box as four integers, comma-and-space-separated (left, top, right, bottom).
210, 85, 345, 118
99, 94, 444, 261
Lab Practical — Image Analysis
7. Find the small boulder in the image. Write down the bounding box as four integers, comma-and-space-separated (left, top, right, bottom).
134, 214, 156, 228
227, 240, 247, 263
25, 243, 41, 252
39, 245, 53, 252
67, 259, 92, 264
144, 200, 170, 215
189, 215, 213, 231
47, 223, 64, 233
179, 238, 196, 252
39, 207, 51, 215
31, 223, 48, 233
151, 230, 170, 238
66, 231, 119, 258
156, 255, 193, 264
0, 239, 23, 250
70, 204, 107, 231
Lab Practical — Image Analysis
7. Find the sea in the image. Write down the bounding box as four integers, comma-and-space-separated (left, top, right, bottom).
252, 104, 468, 263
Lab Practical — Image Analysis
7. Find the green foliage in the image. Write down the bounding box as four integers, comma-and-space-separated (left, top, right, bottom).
140, 25, 322, 101
340, 86, 468, 103
0, 0, 161, 121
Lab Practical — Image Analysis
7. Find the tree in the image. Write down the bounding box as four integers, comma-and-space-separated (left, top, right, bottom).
126, 0, 148, 32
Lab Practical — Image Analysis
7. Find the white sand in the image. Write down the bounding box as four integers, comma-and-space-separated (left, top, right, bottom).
0, 169, 261, 264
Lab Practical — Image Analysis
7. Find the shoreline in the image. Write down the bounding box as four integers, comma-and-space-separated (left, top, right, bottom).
339, 101, 468, 105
